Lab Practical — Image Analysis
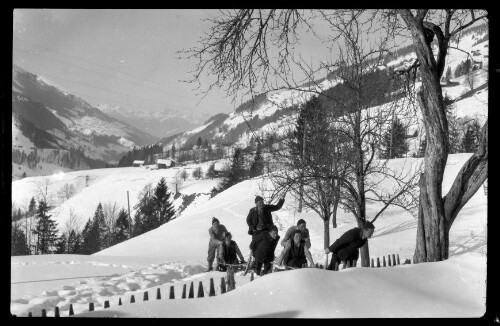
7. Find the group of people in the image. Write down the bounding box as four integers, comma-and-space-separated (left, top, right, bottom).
207, 194, 375, 276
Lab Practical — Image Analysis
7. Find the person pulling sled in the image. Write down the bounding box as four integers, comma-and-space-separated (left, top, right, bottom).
217, 232, 246, 272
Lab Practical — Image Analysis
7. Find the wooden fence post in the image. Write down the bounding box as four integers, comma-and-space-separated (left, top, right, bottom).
388, 255, 392, 266
392, 254, 396, 266
42, 309, 47, 317
197, 281, 204, 298
182, 284, 187, 298
383, 256, 386, 267
170, 285, 175, 299
371, 258, 374, 268
69, 303, 75, 315
188, 281, 195, 298
28, 312, 32, 317
220, 277, 226, 294
250, 271, 254, 282
54, 306, 60, 317
89, 303, 94, 311
209, 278, 216, 297
118, 298, 122, 306
377, 257, 380, 268
397, 254, 400, 265
144, 291, 149, 301
157, 288, 161, 300
130, 295, 135, 303
104, 300, 110, 308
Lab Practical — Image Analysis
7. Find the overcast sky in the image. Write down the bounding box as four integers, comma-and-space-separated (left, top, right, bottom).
13, 9, 337, 116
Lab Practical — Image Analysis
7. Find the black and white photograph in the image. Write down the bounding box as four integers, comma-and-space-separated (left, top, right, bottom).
9, 9, 492, 318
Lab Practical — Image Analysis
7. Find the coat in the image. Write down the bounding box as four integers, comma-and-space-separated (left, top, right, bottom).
219, 240, 244, 264
282, 239, 313, 267
328, 227, 367, 263
249, 231, 280, 263
246, 198, 285, 234
208, 224, 228, 246
281, 225, 311, 248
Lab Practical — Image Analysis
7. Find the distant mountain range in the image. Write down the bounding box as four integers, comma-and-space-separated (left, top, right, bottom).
12, 64, 159, 177
97, 104, 211, 139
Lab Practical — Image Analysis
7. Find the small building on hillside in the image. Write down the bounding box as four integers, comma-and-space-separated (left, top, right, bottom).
132, 160, 145, 167
213, 162, 229, 177
157, 158, 176, 169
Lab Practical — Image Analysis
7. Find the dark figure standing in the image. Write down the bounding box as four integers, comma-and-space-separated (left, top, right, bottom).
246, 195, 285, 240
249, 225, 280, 276
218, 232, 246, 272
325, 221, 375, 270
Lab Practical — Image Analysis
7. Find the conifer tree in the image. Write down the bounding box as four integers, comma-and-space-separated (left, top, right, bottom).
445, 66, 452, 82
32, 200, 59, 254
152, 178, 176, 225
11, 224, 30, 256
81, 218, 99, 254
92, 203, 108, 249
462, 120, 481, 152
134, 184, 156, 233
249, 142, 264, 177
55, 233, 67, 254
112, 209, 130, 244
382, 118, 409, 159
218, 147, 246, 191
67, 229, 81, 254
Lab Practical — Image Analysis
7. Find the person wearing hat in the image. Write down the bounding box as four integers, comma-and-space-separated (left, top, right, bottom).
324, 220, 375, 270
207, 217, 228, 272
246, 194, 285, 241
249, 225, 280, 276
281, 229, 315, 269
217, 232, 246, 272
275, 219, 312, 266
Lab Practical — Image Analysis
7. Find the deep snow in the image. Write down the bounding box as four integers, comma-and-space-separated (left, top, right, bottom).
11, 154, 487, 318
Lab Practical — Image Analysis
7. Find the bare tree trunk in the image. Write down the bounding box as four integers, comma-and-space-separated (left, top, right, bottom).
323, 218, 330, 250
399, 10, 488, 263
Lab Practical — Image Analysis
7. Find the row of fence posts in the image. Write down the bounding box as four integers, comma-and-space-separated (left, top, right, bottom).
27, 275, 237, 317
28, 254, 413, 317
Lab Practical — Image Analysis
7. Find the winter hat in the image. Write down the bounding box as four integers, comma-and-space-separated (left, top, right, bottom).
255, 196, 264, 204
362, 220, 375, 230
212, 217, 220, 225
296, 219, 306, 226
270, 225, 278, 233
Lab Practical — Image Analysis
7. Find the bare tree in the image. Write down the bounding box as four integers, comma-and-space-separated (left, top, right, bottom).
185, 9, 488, 263
392, 9, 488, 262
171, 170, 185, 195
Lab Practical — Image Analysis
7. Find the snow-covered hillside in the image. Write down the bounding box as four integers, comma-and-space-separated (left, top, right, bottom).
161, 27, 488, 155
11, 154, 487, 317
11, 161, 222, 231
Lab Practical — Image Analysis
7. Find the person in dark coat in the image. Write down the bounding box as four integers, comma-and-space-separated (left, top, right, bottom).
246, 195, 285, 240
249, 225, 280, 276
217, 232, 246, 272
281, 229, 314, 269
325, 221, 375, 270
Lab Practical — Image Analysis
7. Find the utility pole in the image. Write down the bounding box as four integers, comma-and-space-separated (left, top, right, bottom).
127, 191, 132, 238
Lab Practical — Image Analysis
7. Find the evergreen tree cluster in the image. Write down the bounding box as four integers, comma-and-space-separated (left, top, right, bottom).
380, 118, 410, 159
454, 59, 472, 78
12, 147, 106, 171
132, 178, 176, 237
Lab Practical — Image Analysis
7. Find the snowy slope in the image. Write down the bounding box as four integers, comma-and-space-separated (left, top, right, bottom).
11, 161, 221, 230
10, 154, 487, 318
